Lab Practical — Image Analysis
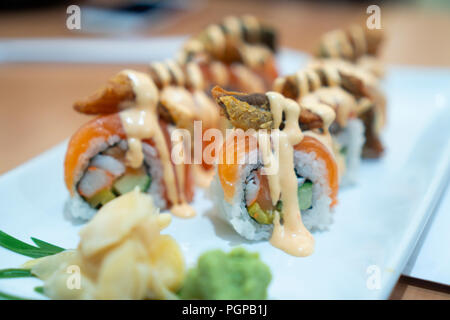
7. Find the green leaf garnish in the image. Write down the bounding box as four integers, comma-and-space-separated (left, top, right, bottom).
0, 290, 29, 300
0, 268, 34, 279
34, 286, 44, 295
0, 230, 65, 258
31, 237, 65, 253
0, 231, 63, 300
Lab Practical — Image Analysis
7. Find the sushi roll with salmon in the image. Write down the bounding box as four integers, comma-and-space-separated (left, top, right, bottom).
210, 87, 339, 251
316, 24, 384, 78
74, 65, 221, 188
66, 70, 195, 220
274, 60, 385, 184
178, 15, 279, 92
306, 59, 386, 159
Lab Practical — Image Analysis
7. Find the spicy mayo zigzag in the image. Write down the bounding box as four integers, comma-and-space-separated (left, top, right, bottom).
149, 58, 273, 95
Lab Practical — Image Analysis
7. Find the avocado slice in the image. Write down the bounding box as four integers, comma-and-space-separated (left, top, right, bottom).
297, 181, 313, 211
113, 172, 151, 195
86, 188, 116, 208
248, 202, 275, 225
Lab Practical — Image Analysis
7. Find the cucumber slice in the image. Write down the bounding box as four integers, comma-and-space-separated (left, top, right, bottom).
113, 173, 151, 195
86, 188, 116, 208
297, 181, 313, 211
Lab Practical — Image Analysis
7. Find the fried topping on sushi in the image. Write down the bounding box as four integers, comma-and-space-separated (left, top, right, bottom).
211, 86, 273, 130
74, 73, 135, 115
211, 86, 325, 131
72, 69, 220, 131
73, 70, 179, 125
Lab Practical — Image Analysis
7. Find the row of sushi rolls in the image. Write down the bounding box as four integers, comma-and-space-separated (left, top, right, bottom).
2, 16, 386, 299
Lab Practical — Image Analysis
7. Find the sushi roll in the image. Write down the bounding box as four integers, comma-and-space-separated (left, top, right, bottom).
309, 59, 386, 159
178, 15, 277, 62
73, 66, 221, 187
274, 60, 385, 184
177, 15, 278, 91
210, 87, 339, 256
66, 70, 195, 220
316, 24, 384, 78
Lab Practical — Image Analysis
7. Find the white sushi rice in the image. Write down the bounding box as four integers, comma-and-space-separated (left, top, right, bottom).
66, 136, 166, 220
334, 118, 365, 186
211, 148, 334, 241
293, 151, 332, 231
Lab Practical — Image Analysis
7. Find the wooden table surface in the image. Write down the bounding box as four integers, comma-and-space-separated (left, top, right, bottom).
0, 0, 449, 300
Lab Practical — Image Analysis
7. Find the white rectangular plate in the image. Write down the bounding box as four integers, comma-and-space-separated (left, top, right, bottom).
1, 44, 450, 299
404, 181, 450, 285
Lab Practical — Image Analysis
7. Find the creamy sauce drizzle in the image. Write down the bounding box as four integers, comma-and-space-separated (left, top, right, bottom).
206, 24, 226, 56
160, 86, 196, 130
150, 62, 171, 87
192, 90, 220, 129
261, 92, 315, 257
300, 100, 335, 134
186, 62, 204, 90
210, 61, 229, 86
166, 60, 185, 86
349, 25, 366, 58
119, 70, 195, 218
336, 30, 353, 58
242, 15, 260, 41
295, 71, 309, 99
241, 45, 271, 69
223, 16, 242, 39
288, 70, 336, 133
306, 69, 321, 91
322, 32, 339, 58
313, 87, 355, 127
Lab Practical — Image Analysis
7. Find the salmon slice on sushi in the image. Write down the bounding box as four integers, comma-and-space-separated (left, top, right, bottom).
209, 87, 339, 256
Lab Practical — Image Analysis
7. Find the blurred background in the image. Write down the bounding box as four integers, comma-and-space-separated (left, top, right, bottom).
1, 0, 450, 65
0, 0, 449, 299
